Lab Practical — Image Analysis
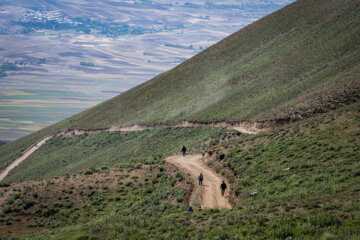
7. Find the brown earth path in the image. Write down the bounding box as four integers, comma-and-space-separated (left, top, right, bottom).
166, 154, 232, 209
0, 121, 265, 182
0, 136, 52, 182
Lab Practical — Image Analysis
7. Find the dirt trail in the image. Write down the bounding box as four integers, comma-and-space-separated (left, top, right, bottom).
166, 154, 232, 209
175, 121, 264, 134
0, 136, 52, 182
0, 121, 266, 182
109, 121, 266, 134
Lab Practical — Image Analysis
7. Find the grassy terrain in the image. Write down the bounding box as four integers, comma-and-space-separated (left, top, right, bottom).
4, 126, 237, 183
64, 0, 360, 128
0, 165, 191, 238
223, 110, 360, 202
0, 104, 358, 239
1, 0, 359, 171
0, 0, 359, 238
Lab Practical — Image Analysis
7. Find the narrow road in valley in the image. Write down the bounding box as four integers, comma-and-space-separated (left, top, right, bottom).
166, 154, 232, 209
0, 121, 265, 182
0, 136, 52, 182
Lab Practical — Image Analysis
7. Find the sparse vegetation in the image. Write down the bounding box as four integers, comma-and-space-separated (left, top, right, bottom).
4, 126, 235, 182
0, 104, 358, 239
1, 0, 359, 174
0, 167, 191, 238
0, 0, 359, 238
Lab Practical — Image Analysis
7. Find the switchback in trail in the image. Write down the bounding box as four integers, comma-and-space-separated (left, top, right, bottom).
166, 154, 232, 209
0, 121, 265, 182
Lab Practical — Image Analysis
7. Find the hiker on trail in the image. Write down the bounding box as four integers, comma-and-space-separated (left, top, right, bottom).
188, 206, 193, 212
181, 145, 187, 156
202, 149, 206, 158
198, 173, 203, 185
220, 180, 227, 196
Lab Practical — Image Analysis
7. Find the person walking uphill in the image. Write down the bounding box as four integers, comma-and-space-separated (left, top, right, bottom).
202, 149, 206, 158
220, 180, 227, 196
181, 145, 187, 156
198, 173, 203, 185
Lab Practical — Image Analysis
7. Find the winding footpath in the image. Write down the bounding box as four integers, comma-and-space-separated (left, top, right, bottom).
166, 154, 232, 209
0, 121, 265, 206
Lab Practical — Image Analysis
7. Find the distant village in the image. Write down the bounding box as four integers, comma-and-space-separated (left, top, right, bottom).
17, 10, 182, 37
21, 11, 80, 26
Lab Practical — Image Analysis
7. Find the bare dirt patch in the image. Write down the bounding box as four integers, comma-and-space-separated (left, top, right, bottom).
166, 154, 232, 209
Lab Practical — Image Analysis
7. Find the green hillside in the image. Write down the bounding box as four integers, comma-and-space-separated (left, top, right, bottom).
1, 103, 359, 239
0, 0, 359, 170
0, 0, 360, 238
67, 0, 359, 128
4, 127, 236, 183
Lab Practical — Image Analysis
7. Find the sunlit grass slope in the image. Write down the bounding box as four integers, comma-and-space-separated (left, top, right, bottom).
0, 0, 359, 238
4, 103, 359, 240
4, 127, 236, 183
0, 0, 359, 172
67, 0, 359, 129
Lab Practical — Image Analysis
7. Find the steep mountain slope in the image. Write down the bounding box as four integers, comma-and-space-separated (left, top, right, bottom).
1, 0, 359, 171
66, 0, 359, 129
4, 126, 236, 182
2, 103, 359, 239
0, 0, 360, 238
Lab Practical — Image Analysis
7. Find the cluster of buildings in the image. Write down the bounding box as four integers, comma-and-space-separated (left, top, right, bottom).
20, 11, 79, 25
